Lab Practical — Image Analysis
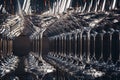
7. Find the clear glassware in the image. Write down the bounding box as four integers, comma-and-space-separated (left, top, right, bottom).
90, 31, 98, 64
103, 28, 115, 73
98, 30, 106, 66
83, 27, 92, 63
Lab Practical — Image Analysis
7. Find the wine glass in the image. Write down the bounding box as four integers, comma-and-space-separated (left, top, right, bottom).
105, 28, 115, 72
83, 27, 92, 63
98, 30, 106, 68
90, 30, 98, 65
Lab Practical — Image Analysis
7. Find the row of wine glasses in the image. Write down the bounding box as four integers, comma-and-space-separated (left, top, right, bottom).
46, 8, 120, 80
47, 29, 120, 79
0, 0, 119, 15
31, 0, 119, 17
48, 28, 105, 79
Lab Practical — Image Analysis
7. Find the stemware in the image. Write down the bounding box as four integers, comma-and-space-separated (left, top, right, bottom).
111, 0, 117, 10
72, 30, 78, 59
63, 33, 67, 57
61, 33, 65, 57
105, 28, 115, 72
77, 29, 84, 61
92, 29, 106, 71
54, 36, 57, 57
87, 0, 94, 13
98, 30, 106, 66
83, 27, 92, 63
82, 34, 87, 63
39, 27, 46, 61
90, 31, 98, 64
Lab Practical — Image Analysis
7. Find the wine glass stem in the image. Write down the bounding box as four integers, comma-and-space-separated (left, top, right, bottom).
93, 35, 96, 57
119, 32, 120, 60
37, 36, 40, 53
69, 34, 71, 57
63, 35, 65, 56
54, 37, 56, 55
52, 38, 54, 54
64, 36, 66, 56
80, 32, 83, 60
35, 38, 36, 53
7, 39, 9, 54
75, 33, 77, 58
32, 39, 34, 52
40, 33, 43, 61
87, 31, 90, 62
55, 37, 57, 55
102, 0, 106, 11
109, 34, 112, 59
59, 37, 61, 55
112, 0, 116, 9
36, 37, 37, 53
55, 37, 56, 55
83, 36, 86, 59
57, 37, 58, 55
36, 37, 38, 53
5, 37, 8, 55
62, 36, 64, 56
4, 37, 6, 56
101, 34, 103, 58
